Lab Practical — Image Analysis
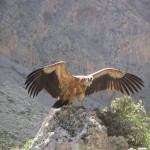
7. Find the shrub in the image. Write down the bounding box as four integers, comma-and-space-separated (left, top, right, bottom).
11, 139, 32, 150
21, 139, 32, 150
97, 96, 150, 149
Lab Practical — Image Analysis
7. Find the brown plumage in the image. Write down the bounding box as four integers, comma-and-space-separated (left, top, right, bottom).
25, 61, 144, 108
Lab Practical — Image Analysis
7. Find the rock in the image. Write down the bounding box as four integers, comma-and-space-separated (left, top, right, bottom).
129, 148, 148, 150
29, 107, 129, 150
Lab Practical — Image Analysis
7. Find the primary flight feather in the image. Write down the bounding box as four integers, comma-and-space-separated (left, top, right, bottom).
25, 61, 144, 108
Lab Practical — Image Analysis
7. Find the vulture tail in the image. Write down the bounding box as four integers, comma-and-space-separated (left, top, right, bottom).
52, 99, 69, 108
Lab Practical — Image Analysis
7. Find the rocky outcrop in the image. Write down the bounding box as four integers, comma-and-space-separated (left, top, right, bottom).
29, 107, 129, 150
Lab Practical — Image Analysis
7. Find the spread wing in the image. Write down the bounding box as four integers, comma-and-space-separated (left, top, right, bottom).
25, 61, 74, 98
85, 68, 144, 96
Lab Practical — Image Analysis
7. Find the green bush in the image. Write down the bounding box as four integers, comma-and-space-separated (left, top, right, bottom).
96, 96, 150, 149
11, 139, 32, 150
110, 96, 150, 149
21, 139, 32, 150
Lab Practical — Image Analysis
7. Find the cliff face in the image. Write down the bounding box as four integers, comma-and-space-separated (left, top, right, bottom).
0, 0, 149, 110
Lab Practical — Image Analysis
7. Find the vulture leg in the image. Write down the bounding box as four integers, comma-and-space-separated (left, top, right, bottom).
77, 94, 85, 108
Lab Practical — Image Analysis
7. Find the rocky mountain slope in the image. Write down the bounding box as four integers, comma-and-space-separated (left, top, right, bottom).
0, 81, 49, 149
0, 0, 149, 110
0, 55, 50, 149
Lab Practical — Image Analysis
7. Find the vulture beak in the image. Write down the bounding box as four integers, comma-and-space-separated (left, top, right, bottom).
87, 76, 93, 86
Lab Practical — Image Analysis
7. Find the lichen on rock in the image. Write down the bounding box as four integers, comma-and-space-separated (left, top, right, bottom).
29, 107, 129, 150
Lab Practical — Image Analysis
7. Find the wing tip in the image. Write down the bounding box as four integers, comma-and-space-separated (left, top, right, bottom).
25, 68, 44, 97
27, 68, 43, 78
126, 73, 144, 82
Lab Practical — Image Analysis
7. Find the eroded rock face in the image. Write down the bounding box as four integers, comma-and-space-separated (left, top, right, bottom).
29, 107, 129, 150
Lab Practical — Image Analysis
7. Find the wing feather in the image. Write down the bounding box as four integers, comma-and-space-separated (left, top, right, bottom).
124, 76, 138, 92
113, 79, 117, 90
126, 73, 144, 87
115, 79, 119, 91
122, 78, 134, 94
110, 79, 113, 90
118, 80, 124, 94
121, 79, 130, 95
107, 79, 110, 88
85, 68, 144, 96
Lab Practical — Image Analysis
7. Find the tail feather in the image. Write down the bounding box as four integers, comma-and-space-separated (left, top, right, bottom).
52, 99, 69, 108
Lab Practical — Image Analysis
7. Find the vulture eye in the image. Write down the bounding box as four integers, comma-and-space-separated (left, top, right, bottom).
88, 76, 93, 81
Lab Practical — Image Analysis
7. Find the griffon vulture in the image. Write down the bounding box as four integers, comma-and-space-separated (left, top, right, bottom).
25, 61, 144, 108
